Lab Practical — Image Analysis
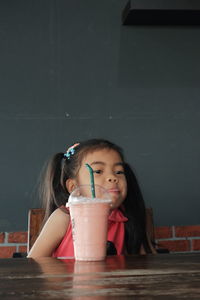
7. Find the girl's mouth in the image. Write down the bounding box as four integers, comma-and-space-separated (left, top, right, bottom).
107, 188, 120, 194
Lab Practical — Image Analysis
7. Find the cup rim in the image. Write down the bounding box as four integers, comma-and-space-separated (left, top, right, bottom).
67, 184, 112, 206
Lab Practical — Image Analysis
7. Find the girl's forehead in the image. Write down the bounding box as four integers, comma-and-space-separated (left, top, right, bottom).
81, 148, 122, 163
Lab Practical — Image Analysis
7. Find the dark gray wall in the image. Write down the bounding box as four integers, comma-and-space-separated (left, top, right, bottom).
0, 0, 200, 231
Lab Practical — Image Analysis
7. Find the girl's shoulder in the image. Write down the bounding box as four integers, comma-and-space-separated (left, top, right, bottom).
46, 206, 70, 229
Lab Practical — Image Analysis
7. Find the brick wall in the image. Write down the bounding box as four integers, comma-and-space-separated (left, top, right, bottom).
0, 225, 200, 258
155, 225, 200, 252
0, 232, 27, 258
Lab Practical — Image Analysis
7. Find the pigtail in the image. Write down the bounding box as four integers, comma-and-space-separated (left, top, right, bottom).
123, 163, 152, 254
40, 153, 68, 225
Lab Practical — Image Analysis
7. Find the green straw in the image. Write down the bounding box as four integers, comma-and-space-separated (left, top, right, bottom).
85, 163, 96, 198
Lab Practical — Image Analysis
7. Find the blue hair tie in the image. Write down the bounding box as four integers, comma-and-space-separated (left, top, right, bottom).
64, 143, 80, 160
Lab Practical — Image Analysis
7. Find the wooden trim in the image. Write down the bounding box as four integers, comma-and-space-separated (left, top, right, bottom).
27, 208, 45, 252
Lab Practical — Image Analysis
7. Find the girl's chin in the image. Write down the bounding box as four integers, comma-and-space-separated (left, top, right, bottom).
110, 200, 122, 210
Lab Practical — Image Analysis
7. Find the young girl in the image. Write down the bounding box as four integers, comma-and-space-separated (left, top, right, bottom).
28, 139, 156, 258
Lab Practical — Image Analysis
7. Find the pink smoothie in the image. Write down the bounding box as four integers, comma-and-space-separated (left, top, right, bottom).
69, 200, 110, 261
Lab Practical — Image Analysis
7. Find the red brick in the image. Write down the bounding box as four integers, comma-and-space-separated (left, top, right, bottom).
8, 232, 28, 243
155, 226, 173, 239
19, 245, 27, 253
157, 240, 190, 252
0, 246, 16, 258
192, 239, 200, 251
0, 233, 5, 243
175, 225, 200, 237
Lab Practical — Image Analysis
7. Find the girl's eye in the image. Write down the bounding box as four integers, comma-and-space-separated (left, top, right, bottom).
93, 170, 102, 174
115, 170, 125, 175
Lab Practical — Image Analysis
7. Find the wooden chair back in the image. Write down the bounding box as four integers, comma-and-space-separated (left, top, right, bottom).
27, 207, 155, 252
27, 208, 45, 252
146, 207, 155, 242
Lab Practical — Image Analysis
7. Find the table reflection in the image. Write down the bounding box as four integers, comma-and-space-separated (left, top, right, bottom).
33, 256, 126, 299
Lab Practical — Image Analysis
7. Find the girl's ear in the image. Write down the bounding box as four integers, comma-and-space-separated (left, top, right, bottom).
66, 178, 76, 193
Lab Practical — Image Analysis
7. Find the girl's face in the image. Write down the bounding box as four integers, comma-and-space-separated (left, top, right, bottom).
75, 148, 127, 210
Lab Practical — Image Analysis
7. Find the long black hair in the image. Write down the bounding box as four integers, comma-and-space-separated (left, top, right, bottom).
39, 138, 153, 254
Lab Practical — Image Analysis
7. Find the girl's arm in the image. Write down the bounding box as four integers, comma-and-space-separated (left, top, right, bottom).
27, 208, 70, 258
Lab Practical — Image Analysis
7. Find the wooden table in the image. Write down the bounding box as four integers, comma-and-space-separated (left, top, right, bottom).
0, 253, 200, 299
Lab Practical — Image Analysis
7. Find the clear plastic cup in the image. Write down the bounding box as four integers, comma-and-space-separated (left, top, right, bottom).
67, 184, 111, 261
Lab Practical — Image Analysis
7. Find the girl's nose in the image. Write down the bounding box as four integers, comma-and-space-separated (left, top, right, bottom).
107, 176, 118, 183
